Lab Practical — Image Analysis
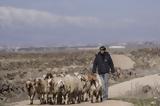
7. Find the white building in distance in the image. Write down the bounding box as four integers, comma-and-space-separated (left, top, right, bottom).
109, 45, 126, 49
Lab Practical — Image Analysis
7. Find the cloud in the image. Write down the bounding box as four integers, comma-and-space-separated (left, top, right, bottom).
0, 6, 140, 46
0, 6, 137, 30
0, 6, 100, 29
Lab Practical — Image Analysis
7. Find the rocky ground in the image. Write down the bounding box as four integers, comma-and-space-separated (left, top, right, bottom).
0, 48, 160, 106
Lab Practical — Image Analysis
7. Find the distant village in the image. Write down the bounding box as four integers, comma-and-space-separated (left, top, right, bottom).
0, 41, 159, 52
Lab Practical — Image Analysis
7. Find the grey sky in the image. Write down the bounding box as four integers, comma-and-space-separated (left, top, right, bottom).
0, 0, 160, 46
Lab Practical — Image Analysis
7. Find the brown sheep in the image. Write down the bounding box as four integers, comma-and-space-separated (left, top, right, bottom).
25, 80, 36, 105
89, 74, 103, 103
34, 78, 49, 104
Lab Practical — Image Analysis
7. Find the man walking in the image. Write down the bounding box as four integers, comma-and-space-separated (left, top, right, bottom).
92, 46, 115, 101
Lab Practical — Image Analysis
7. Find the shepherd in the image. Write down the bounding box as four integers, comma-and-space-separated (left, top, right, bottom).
92, 46, 115, 101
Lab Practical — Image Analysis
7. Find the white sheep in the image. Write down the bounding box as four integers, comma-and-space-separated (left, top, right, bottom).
63, 74, 83, 104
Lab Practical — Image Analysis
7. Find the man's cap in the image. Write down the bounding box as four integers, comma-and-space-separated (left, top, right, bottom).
99, 46, 106, 51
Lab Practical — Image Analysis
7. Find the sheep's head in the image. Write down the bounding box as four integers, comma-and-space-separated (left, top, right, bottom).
26, 81, 33, 90
26, 80, 34, 96
57, 80, 65, 92
47, 78, 54, 88
34, 78, 42, 87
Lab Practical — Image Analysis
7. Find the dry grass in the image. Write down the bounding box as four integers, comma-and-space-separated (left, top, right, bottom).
0, 48, 160, 104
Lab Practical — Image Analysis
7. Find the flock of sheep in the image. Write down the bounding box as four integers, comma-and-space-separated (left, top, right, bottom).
25, 72, 103, 105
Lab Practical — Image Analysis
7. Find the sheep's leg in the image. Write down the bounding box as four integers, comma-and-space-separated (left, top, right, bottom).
49, 93, 53, 104
72, 98, 75, 104
87, 91, 91, 102
70, 94, 74, 104
68, 93, 72, 104
82, 93, 85, 102
46, 93, 52, 104
87, 92, 90, 101
84, 92, 88, 102
55, 94, 58, 104
28, 91, 33, 104
100, 96, 103, 102
63, 93, 69, 105
72, 93, 76, 104
45, 93, 47, 104
96, 95, 99, 102
42, 94, 45, 104
78, 93, 82, 103
90, 92, 94, 103
91, 95, 93, 103
84, 92, 89, 102
42, 94, 46, 104
62, 95, 65, 104
65, 93, 69, 104
98, 89, 103, 102
29, 95, 33, 105
39, 94, 43, 104
100, 92, 103, 102
52, 94, 56, 104
37, 93, 42, 104
46, 93, 49, 104
76, 95, 79, 104
30, 92, 35, 104
40, 93, 46, 104
57, 93, 62, 104
96, 91, 100, 102
46, 93, 50, 104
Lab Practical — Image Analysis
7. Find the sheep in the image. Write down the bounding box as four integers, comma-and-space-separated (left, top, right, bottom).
48, 76, 66, 105
74, 72, 91, 102
25, 80, 36, 105
42, 73, 54, 104
34, 78, 49, 104
89, 74, 103, 103
63, 74, 83, 104
26, 72, 103, 105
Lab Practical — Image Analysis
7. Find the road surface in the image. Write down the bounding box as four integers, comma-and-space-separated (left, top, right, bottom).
10, 100, 134, 106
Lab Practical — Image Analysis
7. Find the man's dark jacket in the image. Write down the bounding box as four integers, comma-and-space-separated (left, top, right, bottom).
92, 52, 115, 74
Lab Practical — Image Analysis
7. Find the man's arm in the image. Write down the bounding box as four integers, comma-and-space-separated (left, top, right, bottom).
92, 54, 98, 73
108, 53, 115, 73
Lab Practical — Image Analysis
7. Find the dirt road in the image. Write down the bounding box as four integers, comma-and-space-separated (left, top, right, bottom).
10, 100, 134, 106
109, 74, 160, 98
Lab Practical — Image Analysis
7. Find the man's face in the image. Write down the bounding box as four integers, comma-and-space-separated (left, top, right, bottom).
100, 50, 105, 54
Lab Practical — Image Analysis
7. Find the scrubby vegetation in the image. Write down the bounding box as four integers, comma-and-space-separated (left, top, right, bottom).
0, 48, 160, 105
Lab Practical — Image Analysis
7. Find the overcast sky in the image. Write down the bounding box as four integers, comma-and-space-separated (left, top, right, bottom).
0, 0, 160, 46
